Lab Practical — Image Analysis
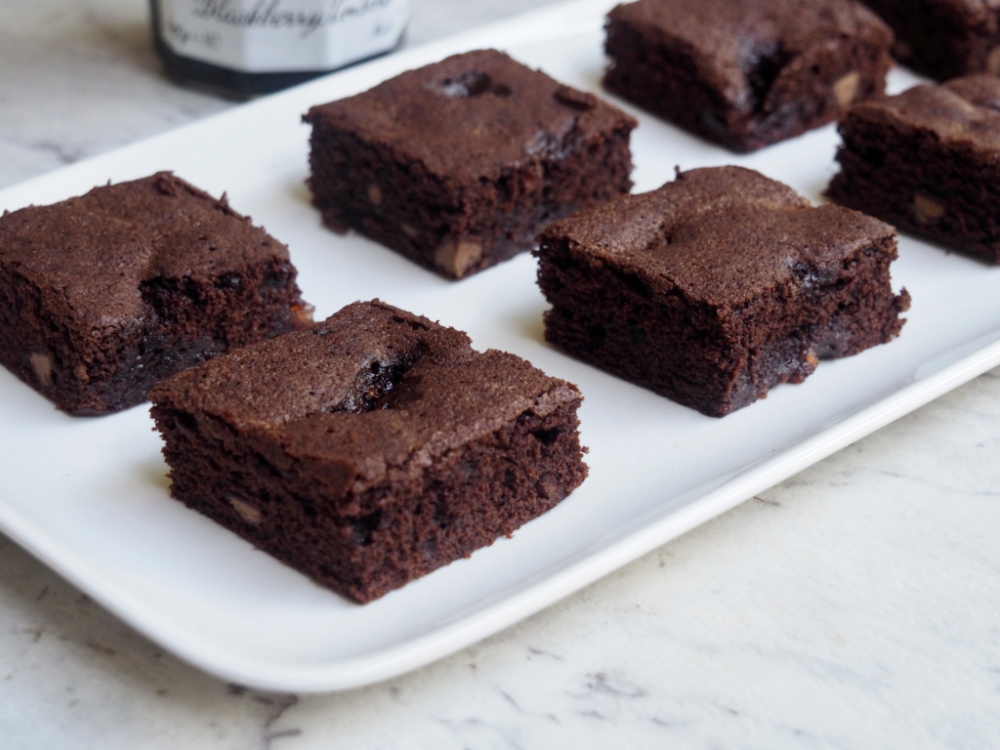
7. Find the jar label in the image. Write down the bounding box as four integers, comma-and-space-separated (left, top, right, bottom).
156, 0, 411, 73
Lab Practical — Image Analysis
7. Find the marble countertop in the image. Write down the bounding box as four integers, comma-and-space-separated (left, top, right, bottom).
2, 1, 999, 747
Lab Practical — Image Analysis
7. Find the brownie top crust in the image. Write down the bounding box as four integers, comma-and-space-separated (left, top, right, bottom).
151, 300, 581, 494
607, 0, 892, 110
0, 172, 290, 326
844, 75, 1000, 154
537, 166, 896, 305
303, 49, 637, 184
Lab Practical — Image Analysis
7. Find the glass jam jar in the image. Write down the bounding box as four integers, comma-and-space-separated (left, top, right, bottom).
150, 0, 411, 97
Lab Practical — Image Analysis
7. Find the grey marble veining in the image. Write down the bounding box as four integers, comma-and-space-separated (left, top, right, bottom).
2, 1, 1000, 748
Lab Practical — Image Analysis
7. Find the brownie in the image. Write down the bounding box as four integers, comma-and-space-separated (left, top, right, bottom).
535, 166, 911, 417
827, 75, 1000, 264
859, 0, 1000, 80
149, 300, 589, 603
0, 173, 310, 416
304, 49, 637, 279
603, 0, 894, 152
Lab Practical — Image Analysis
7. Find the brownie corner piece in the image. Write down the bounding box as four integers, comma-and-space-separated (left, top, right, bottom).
149, 300, 588, 603
603, 0, 893, 152
536, 166, 910, 417
0, 172, 309, 416
304, 48, 636, 279
827, 74, 1000, 264
858, 0, 1000, 80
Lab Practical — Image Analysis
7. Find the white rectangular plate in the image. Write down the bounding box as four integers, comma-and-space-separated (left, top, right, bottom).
2, 0, 998, 693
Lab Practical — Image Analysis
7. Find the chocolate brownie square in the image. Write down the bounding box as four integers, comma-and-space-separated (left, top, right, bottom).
304, 49, 636, 279
536, 167, 910, 417
859, 0, 1000, 80
0, 173, 310, 416
603, 0, 894, 152
827, 75, 1000, 264
149, 300, 589, 603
